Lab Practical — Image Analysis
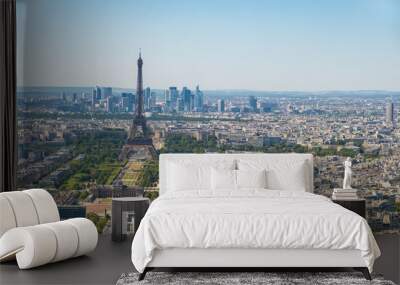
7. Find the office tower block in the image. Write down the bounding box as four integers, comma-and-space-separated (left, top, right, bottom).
194, 85, 204, 112
107, 96, 117, 113
217, 99, 225, 113
144, 87, 151, 111
181, 87, 192, 112
169, 87, 179, 110
150, 92, 156, 108
102, 87, 112, 99
385, 99, 395, 127
249, 96, 257, 111
121, 96, 129, 112
96, 86, 102, 100
164, 89, 170, 107
92, 89, 97, 108
177, 97, 184, 112
122, 92, 134, 112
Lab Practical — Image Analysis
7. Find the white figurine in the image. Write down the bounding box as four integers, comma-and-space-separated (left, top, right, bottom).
343, 157, 352, 189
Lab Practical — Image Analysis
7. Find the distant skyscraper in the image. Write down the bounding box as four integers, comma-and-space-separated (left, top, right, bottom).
150, 91, 156, 108
190, 92, 195, 111
164, 89, 170, 107
170, 87, 178, 100
181, 87, 192, 112
121, 92, 134, 112
217, 99, 225, 113
96, 86, 102, 100
144, 87, 151, 111
102, 87, 112, 99
249, 96, 257, 111
121, 96, 129, 112
107, 96, 115, 113
168, 87, 179, 110
194, 85, 204, 112
177, 97, 184, 112
92, 89, 97, 108
385, 99, 395, 127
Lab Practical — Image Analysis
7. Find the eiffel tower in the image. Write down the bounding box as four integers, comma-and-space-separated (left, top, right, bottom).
119, 52, 155, 161
128, 52, 150, 142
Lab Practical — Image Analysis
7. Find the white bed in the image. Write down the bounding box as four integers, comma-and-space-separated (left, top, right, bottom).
131, 153, 380, 280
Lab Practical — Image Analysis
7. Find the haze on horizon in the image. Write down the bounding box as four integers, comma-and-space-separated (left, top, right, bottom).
16, 0, 400, 91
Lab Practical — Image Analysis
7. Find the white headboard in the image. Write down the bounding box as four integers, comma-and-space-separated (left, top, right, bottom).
159, 153, 314, 195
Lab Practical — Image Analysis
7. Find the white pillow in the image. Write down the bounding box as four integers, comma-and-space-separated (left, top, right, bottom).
266, 161, 307, 191
167, 160, 236, 192
167, 162, 210, 191
211, 168, 236, 191
238, 159, 308, 191
236, 169, 267, 189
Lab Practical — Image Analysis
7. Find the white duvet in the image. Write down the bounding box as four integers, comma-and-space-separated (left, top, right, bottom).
131, 190, 380, 273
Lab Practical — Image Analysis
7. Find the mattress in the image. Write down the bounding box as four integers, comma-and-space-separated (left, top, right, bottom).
131, 190, 380, 273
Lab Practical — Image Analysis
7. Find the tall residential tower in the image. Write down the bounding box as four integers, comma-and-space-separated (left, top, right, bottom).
385, 99, 395, 127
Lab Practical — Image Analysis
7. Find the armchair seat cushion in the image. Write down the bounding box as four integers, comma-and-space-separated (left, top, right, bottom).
0, 189, 98, 269
0, 218, 97, 269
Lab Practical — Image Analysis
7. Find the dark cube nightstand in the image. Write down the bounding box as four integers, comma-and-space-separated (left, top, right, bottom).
332, 199, 366, 218
112, 197, 150, 242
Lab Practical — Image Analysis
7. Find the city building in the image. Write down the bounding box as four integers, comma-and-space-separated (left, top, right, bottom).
96, 86, 102, 100
169, 87, 179, 106
144, 87, 151, 111
181, 87, 192, 112
107, 96, 116, 113
217, 99, 225, 113
249, 96, 257, 111
102, 87, 112, 99
121, 92, 134, 112
150, 92, 156, 109
386, 99, 395, 127
194, 85, 204, 112
91, 89, 97, 108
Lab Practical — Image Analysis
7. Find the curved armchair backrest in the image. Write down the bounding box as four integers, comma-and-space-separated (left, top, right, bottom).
0, 189, 60, 237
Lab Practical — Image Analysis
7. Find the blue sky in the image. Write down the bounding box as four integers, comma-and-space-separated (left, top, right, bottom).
17, 0, 400, 91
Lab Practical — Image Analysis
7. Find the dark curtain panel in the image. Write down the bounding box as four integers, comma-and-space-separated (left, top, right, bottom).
0, 0, 17, 192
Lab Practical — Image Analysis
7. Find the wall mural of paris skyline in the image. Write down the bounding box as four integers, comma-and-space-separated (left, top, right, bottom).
16, 0, 400, 234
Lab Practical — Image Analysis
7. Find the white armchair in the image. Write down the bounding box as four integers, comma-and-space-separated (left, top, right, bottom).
0, 189, 98, 269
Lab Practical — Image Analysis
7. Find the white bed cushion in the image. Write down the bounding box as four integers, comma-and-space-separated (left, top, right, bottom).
236, 169, 267, 189
167, 160, 236, 192
211, 168, 236, 191
238, 159, 307, 191
167, 162, 211, 191
266, 161, 307, 191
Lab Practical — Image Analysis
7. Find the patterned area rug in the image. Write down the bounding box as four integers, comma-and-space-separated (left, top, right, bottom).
116, 272, 396, 285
